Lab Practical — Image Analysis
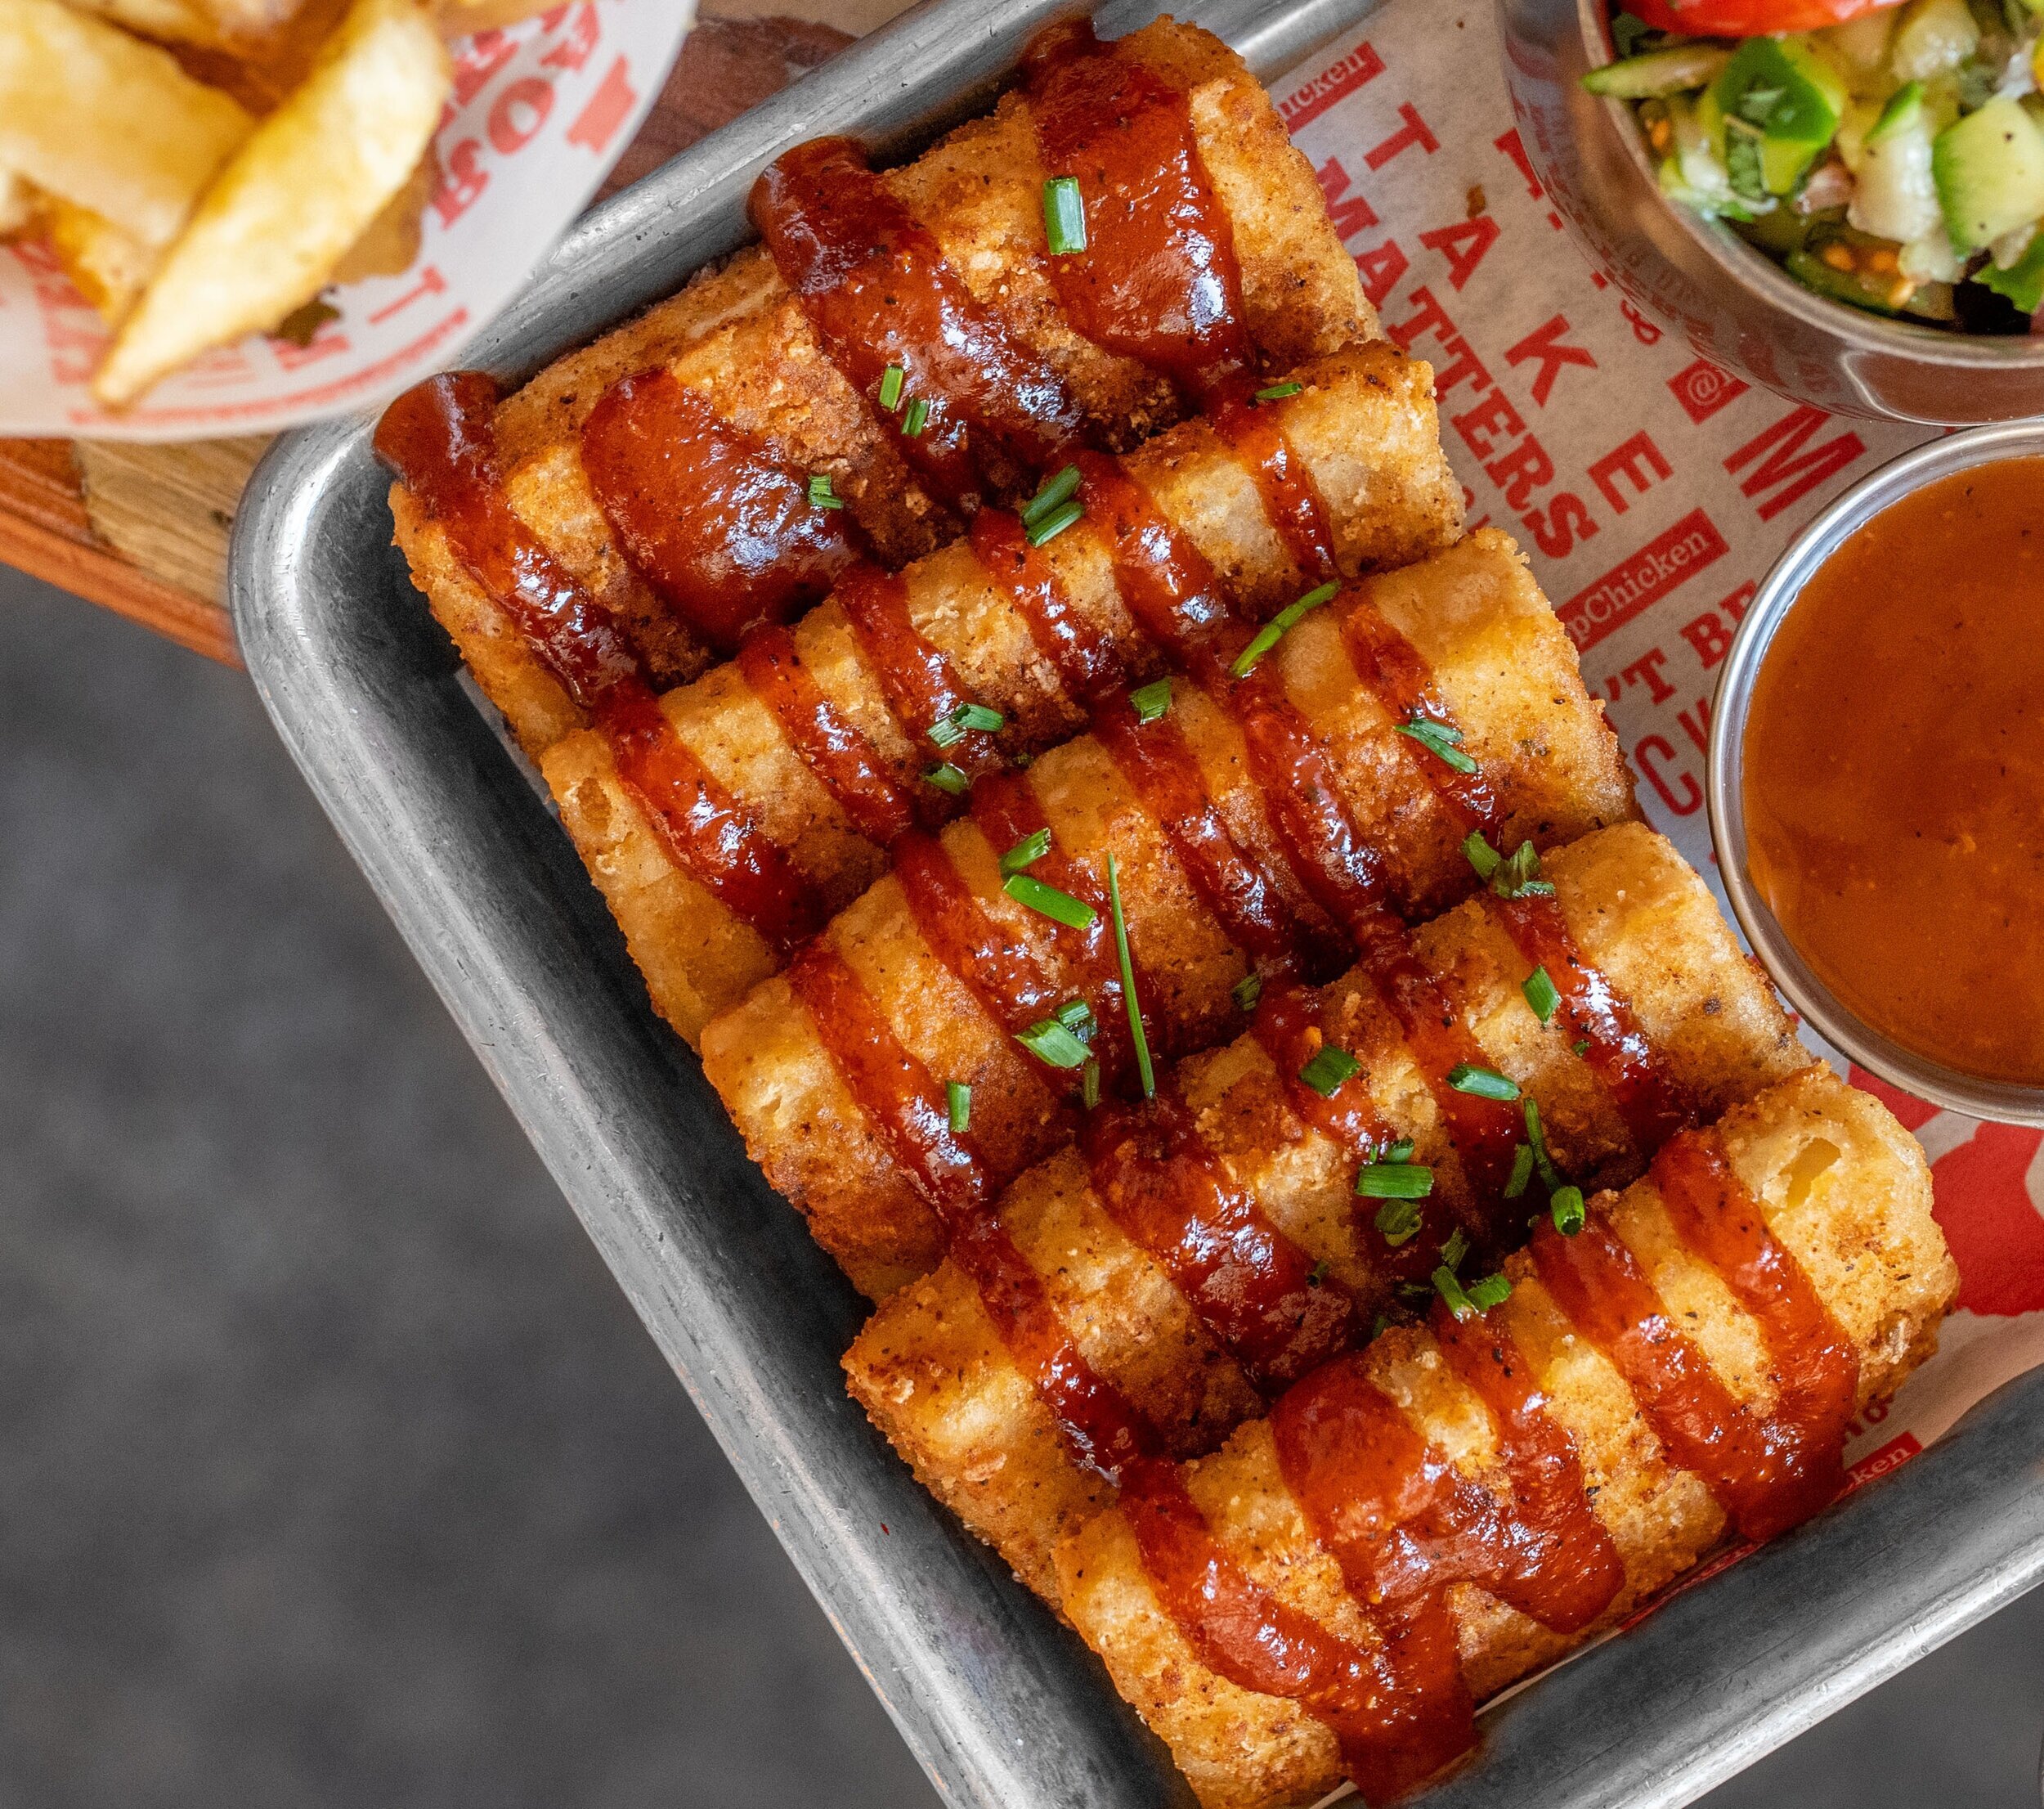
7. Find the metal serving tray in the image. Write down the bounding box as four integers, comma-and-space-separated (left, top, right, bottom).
228, 2, 2044, 1803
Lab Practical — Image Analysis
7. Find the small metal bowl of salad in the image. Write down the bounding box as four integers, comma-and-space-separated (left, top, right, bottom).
1497, 0, 2044, 422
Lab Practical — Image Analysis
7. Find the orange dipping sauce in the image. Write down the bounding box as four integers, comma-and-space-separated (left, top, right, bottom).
1743, 457, 2044, 1087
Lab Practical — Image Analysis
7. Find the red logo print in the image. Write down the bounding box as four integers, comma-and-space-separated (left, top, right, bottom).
1851, 1067, 2044, 1317
1668, 357, 1749, 424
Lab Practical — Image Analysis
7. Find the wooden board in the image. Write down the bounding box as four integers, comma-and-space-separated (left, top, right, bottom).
0, 8, 864, 667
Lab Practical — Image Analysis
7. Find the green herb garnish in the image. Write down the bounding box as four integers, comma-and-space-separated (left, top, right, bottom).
1000, 828, 1051, 878
1298, 1044, 1361, 1098
878, 365, 904, 411
925, 762, 969, 796
1503, 1142, 1535, 1200
1396, 714, 1479, 775
1082, 1059, 1100, 1109
903, 397, 930, 439
1016, 1016, 1093, 1069
1129, 678, 1172, 724
1232, 972, 1263, 1013
1550, 1186, 1586, 1236
1004, 872, 1097, 931
1106, 852, 1154, 1099
1464, 1273, 1512, 1311
1490, 839, 1555, 900
1024, 499, 1083, 547
1523, 1097, 1563, 1192
1441, 1228, 1470, 1274
1448, 1063, 1519, 1102
1022, 464, 1081, 528
1042, 175, 1087, 254
807, 473, 843, 509
1054, 998, 1096, 1039
1522, 965, 1561, 1025
1464, 829, 1502, 880
927, 702, 1006, 749
1253, 380, 1303, 402
1230, 581, 1340, 678
946, 1080, 971, 1133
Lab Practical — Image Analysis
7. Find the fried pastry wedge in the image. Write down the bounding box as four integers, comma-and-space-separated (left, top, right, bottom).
701, 531, 1637, 1297
1058, 1066, 1953, 1809
846, 823, 1807, 1598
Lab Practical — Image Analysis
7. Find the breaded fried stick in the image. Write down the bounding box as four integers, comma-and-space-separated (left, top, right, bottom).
702, 532, 1638, 1298
1057, 1066, 1954, 1809
543, 344, 1460, 1043
846, 824, 1807, 1598
384, 16, 1374, 716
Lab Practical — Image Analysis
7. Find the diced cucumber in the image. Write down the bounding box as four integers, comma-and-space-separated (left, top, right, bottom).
1658, 93, 1760, 220
1979, 228, 2044, 311
1709, 37, 1849, 196
1934, 97, 2044, 250
1851, 90, 1943, 242
1890, 0, 1980, 83
1582, 43, 1730, 99
1868, 80, 1925, 143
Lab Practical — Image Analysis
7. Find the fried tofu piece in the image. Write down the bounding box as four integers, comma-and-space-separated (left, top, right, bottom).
700, 532, 1638, 1298
390, 16, 1375, 714
846, 823, 1807, 1597
1056, 1067, 1957, 1809
542, 343, 1461, 1044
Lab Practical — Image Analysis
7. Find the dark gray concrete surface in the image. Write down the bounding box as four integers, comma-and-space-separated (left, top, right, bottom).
3, 563, 2040, 1808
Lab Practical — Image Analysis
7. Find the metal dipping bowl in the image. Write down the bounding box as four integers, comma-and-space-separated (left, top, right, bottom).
1495, 0, 2044, 424
1708, 421, 2044, 1127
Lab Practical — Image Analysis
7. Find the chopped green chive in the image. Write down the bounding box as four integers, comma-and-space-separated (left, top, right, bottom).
1374, 1197, 1424, 1247
1370, 1311, 1392, 1340
1464, 1273, 1512, 1311
1021, 464, 1081, 528
1490, 839, 1556, 900
1357, 1160, 1439, 1210
1129, 678, 1172, 724
946, 1080, 971, 1133
1503, 1142, 1535, 1200
878, 365, 905, 411
1441, 1228, 1470, 1274
807, 472, 843, 509
1396, 714, 1480, 775
1232, 972, 1263, 1013
1016, 1016, 1093, 1069
1082, 1058, 1100, 1110
1464, 829, 1502, 880
1307, 1258, 1329, 1288
1573, 1038, 1590, 1057
999, 828, 1051, 878
1383, 1138, 1415, 1163
928, 702, 1006, 749
1448, 1063, 1519, 1102
1107, 853, 1154, 1100
1522, 965, 1561, 1026
1054, 998, 1096, 1039
1523, 1098, 1563, 1192
1550, 1186, 1586, 1236
1042, 175, 1087, 254
1254, 380, 1303, 402
925, 761, 969, 796
903, 397, 930, 439
1298, 1044, 1361, 1098
1434, 1266, 1477, 1319
1230, 581, 1340, 678
1004, 872, 1096, 931
1399, 1280, 1436, 1306
1024, 498, 1084, 547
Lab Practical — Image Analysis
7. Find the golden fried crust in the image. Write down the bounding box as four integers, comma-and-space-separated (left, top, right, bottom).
702, 532, 1633, 1295
845, 823, 1803, 1597
545, 345, 1458, 1046
1055, 1069, 1955, 1809
392, 17, 1374, 747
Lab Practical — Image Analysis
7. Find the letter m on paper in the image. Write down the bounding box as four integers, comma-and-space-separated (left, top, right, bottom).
1724, 406, 1866, 523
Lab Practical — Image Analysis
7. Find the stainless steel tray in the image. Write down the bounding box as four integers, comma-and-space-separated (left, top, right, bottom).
227, 2, 2044, 1803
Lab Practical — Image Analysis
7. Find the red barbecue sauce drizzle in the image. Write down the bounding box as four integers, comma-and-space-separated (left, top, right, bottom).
890, 833, 1067, 1045
1492, 891, 1693, 1152
1023, 20, 1253, 399
734, 624, 921, 846
1082, 1088, 1356, 1393
1263, 1309, 1625, 1801
579, 368, 862, 656
1209, 385, 1338, 583
969, 506, 1128, 703
1531, 1129, 1858, 1541
1074, 451, 1235, 660
373, 373, 818, 954
834, 562, 1003, 780
750, 137, 1088, 509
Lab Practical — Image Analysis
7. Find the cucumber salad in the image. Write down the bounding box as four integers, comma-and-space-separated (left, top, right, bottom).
1586, 0, 2044, 329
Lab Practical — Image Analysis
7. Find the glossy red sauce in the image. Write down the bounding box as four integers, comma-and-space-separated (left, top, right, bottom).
1083, 1088, 1356, 1392
375, 373, 823, 956
969, 506, 1127, 703
891, 831, 1067, 1044
734, 623, 920, 846
602, 680, 822, 958
580, 368, 862, 656
750, 136, 1088, 508
1341, 596, 1502, 833
834, 562, 1003, 780
1530, 1129, 1858, 1541
1091, 691, 1311, 975
1491, 891, 1692, 1152
1074, 451, 1235, 661
374, 371, 647, 708
1023, 20, 1252, 398
1209, 386, 1337, 583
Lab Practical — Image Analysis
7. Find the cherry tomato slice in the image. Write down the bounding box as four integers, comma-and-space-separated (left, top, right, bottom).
1628, 0, 1906, 33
